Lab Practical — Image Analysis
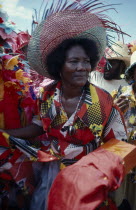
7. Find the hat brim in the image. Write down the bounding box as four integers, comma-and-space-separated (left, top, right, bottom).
107, 56, 130, 67
28, 26, 106, 78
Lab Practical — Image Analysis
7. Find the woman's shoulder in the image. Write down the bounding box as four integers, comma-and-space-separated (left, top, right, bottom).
88, 82, 113, 104
89, 82, 112, 97
39, 81, 59, 100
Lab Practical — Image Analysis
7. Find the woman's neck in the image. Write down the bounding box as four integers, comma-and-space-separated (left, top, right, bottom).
61, 82, 83, 99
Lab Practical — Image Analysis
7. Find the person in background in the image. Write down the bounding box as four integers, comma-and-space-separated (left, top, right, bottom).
89, 41, 130, 94
112, 50, 136, 210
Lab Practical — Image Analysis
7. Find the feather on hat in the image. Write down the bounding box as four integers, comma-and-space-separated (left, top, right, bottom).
27, 0, 128, 78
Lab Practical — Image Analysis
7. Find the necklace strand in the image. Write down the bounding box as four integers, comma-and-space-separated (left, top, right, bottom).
60, 88, 84, 135
60, 88, 84, 118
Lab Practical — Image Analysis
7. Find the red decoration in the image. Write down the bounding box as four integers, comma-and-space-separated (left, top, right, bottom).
48, 149, 124, 210
0, 17, 4, 23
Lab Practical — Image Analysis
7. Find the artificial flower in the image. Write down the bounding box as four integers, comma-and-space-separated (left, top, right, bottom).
15, 69, 24, 80
4, 55, 19, 70
129, 115, 135, 124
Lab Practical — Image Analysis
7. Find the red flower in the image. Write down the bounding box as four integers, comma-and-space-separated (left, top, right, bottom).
10, 21, 16, 25
0, 17, 4, 23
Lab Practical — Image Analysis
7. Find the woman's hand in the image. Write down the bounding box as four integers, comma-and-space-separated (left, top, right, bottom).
114, 95, 129, 113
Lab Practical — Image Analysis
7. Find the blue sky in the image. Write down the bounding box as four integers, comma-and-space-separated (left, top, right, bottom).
1, 0, 136, 44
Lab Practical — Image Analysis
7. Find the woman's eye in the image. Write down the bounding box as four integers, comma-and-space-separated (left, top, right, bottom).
85, 60, 90, 63
83, 60, 90, 65
70, 60, 78, 63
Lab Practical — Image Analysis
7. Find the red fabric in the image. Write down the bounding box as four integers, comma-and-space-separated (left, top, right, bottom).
48, 148, 124, 210
2, 95, 21, 129
16, 31, 31, 50
96, 57, 106, 73
0, 132, 35, 194
0, 132, 10, 147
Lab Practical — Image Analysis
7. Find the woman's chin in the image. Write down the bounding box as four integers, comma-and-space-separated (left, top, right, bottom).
72, 80, 88, 87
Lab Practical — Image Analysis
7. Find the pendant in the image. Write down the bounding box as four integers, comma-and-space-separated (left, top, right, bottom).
61, 125, 76, 136
68, 125, 76, 136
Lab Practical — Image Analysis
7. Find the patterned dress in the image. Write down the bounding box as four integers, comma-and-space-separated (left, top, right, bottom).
33, 81, 127, 165
29, 81, 128, 209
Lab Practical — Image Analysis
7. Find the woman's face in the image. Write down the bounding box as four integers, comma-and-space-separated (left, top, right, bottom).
61, 45, 92, 87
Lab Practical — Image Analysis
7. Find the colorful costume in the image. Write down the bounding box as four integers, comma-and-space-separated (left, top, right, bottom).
0, 54, 36, 209
0, 7, 36, 209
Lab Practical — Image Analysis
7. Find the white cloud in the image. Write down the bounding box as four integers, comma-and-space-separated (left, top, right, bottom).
0, 0, 33, 32
1, 0, 32, 20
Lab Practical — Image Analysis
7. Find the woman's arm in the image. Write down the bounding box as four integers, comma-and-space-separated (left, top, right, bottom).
4, 123, 45, 139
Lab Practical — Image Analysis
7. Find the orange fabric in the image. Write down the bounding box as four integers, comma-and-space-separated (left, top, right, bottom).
101, 138, 136, 174
37, 150, 58, 162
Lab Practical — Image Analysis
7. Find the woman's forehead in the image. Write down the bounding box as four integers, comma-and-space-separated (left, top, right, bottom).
66, 45, 89, 58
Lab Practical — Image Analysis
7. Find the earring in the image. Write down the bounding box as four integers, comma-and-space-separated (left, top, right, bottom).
120, 74, 125, 79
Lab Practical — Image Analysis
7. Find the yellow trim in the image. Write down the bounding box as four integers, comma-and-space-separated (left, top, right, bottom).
50, 148, 62, 159
2, 132, 10, 140
90, 85, 99, 103
60, 163, 66, 170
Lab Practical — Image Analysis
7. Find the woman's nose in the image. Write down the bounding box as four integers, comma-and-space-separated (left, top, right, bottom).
76, 62, 86, 71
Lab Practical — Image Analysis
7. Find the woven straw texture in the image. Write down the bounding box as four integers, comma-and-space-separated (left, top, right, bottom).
105, 41, 130, 67
27, 10, 106, 78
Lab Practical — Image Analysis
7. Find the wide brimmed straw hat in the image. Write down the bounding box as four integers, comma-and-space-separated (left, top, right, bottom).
105, 41, 130, 67
27, 0, 127, 78
125, 51, 136, 77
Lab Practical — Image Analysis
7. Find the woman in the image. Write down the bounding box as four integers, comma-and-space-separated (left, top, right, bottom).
1, 0, 129, 209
